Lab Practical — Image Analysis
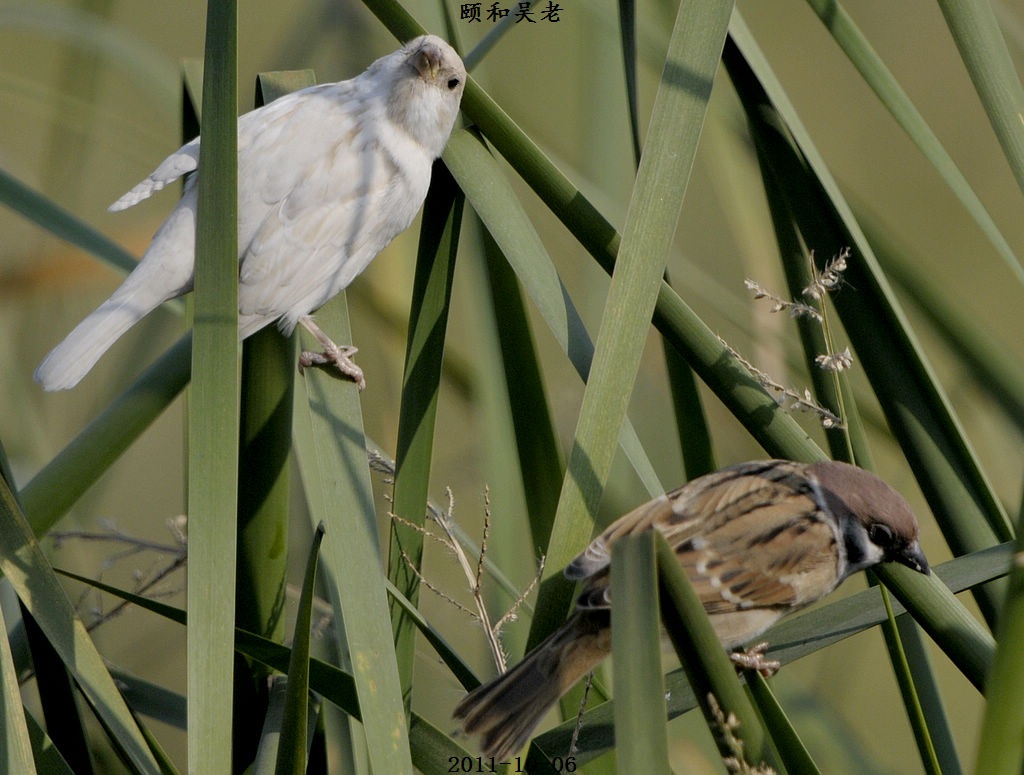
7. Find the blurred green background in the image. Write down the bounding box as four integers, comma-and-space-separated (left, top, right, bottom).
3, 0, 1023, 771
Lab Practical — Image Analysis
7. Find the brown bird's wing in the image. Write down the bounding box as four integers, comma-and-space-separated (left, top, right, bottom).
571, 461, 842, 616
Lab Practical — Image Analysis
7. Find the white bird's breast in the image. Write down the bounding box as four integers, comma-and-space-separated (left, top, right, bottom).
231, 83, 436, 331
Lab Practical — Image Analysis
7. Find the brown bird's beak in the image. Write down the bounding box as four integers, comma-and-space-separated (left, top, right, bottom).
896, 540, 931, 575
415, 44, 442, 80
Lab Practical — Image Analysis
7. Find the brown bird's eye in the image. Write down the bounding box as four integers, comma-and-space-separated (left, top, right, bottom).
447, 77, 460, 90
868, 523, 895, 547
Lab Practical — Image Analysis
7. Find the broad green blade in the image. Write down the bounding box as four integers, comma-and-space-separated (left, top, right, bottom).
187, 1, 240, 771
661, 330, 717, 480
746, 674, 820, 775
654, 532, 767, 768
388, 163, 463, 703
409, 714, 475, 775
938, 0, 1024, 224
974, 541, 1024, 774
0, 604, 35, 774
479, 231, 564, 550
617, 0, 641, 167
295, 292, 413, 775
274, 524, 325, 774
236, 321, 294, 765
233, 69, 310, 770
21, 611, 90, 772
611, 533, 670, 774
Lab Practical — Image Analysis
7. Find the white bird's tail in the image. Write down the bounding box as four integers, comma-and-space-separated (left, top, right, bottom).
36, 186, 200, 391
34, 294, 159, 391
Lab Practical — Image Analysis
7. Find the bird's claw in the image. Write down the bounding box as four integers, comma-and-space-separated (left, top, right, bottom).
730, 642, 780, 677
298, 344, 366, 390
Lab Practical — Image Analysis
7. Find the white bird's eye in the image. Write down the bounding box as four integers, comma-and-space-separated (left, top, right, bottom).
447, 77, 460, 90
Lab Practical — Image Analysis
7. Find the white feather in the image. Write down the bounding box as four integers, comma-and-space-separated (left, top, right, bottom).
108, 139, 200, 212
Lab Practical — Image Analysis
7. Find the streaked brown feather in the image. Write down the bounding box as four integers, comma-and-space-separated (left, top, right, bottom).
570, 461, 842, 632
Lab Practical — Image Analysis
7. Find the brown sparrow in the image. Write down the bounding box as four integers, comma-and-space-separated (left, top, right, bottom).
454, 459, 930, 760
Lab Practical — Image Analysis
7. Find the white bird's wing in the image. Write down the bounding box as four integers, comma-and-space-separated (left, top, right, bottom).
106, 80, 355, 215
236, 85, 430, 336
108, 138, 201, 212
233, 83, 361, 249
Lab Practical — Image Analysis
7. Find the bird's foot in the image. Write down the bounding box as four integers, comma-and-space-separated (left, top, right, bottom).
299, 344, 365, 390
298, 315, 366, 390
730, 642, 780, 677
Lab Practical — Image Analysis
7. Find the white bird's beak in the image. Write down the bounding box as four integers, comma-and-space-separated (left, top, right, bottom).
415, 44, 443, 80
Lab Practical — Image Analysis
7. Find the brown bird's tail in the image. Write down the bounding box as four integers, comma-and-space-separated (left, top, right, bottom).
454, 610, 611, 761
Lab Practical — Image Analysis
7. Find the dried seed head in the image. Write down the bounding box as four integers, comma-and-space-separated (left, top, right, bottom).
815, 347, 854, 372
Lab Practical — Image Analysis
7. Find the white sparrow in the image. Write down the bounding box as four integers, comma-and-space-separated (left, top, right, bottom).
34, 35, 466, 392
454, 459, 930, 760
